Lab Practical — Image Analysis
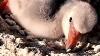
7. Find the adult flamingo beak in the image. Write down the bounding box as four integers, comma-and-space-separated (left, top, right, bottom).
65, 23, 81, 49
0, 0, 8, 10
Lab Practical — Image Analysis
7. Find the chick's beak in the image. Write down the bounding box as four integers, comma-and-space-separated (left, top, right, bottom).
65, 23, 81, 49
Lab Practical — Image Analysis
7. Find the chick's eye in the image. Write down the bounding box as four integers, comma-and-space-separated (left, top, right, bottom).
69, 17, 72, 22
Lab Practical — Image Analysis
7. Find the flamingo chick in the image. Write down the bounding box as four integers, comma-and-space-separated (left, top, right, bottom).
0, 0, 97, 49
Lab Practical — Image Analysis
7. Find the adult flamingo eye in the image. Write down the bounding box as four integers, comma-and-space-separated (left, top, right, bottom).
69, 17, 72, 22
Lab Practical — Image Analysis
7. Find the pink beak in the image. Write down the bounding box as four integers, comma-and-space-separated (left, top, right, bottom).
65, 23, 81, 49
